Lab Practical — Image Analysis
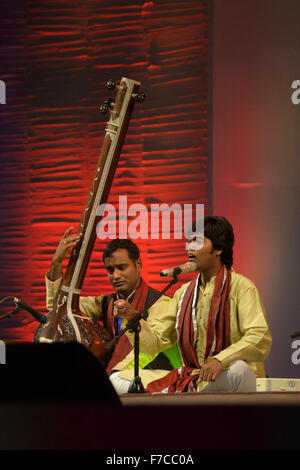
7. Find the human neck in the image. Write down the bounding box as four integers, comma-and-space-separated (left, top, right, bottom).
117, 290, 134, 301
201, 263, 222, 284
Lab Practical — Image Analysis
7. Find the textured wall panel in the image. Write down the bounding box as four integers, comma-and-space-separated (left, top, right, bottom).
211, 0, 300, 378
0, 0, 208, 341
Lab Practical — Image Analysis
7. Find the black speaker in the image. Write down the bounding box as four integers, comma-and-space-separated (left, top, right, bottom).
0, 341, 121, 405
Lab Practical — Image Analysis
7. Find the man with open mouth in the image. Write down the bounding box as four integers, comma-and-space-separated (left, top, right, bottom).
114, 216, 272, 394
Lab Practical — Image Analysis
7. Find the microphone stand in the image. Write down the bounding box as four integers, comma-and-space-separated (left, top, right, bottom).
128, 320, 144, 393
105, 272, 180, 394
0, 306, 21, 322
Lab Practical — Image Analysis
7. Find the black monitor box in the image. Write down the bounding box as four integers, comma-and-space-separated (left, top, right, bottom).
0, 341, 121, 405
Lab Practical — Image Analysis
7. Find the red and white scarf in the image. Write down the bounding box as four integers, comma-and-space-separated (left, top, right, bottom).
147, 265, 231, 393
106, 277, 149, 376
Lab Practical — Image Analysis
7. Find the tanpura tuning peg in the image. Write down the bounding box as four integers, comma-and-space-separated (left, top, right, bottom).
106, 79, 117, 90
100, 97, 115, 114
104, 98, 114, 109
100, 104, 109, 114
132, 92, 146, 103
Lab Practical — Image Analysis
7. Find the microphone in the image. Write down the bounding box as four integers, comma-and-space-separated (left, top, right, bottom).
160, 261, 197, 277
13, 298, 47, 324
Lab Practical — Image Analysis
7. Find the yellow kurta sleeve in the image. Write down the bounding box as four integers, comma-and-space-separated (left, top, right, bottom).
45, 272, 104, 322
121, 293, 174, 355
126, 284, 187, 356
118, 294, 179, 386
45, 273, 62, 312
212, 281, 272, 374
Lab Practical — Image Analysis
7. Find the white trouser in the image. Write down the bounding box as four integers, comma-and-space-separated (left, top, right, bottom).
110, 371, 133, 395
202, 360, 256, 392
109, 360, 256, 395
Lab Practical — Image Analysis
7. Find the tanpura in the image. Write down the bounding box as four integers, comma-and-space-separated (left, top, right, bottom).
34, 78, 145, 367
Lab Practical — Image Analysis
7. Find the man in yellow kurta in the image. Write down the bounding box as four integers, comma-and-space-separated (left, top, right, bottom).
45, 228, 181, 393
114, 216, 272, 393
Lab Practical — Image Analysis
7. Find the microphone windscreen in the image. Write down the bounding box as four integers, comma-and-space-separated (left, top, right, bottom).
160, 261, 197, 277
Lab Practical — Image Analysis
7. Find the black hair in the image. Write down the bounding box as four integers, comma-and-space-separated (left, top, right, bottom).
203, 216, 234, 269
102, 238, 140, 263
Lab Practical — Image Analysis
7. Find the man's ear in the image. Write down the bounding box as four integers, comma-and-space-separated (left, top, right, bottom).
215, 249, 223, 257
135, 258, 142, 271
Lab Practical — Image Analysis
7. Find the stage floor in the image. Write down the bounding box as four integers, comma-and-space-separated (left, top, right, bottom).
1, 391, 300, 450
121, 390, 300, 406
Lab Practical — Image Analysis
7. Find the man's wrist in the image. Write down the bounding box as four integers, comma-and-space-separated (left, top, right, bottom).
49, 260, 63, 281
213, 357, 223, 368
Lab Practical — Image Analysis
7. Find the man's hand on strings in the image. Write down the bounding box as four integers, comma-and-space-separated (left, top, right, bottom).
48, 227, 83, 281
52, 227, 83, 265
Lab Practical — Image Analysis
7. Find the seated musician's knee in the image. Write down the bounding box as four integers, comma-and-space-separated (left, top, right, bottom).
228, 360, 256, 392
109, 371, 131, 395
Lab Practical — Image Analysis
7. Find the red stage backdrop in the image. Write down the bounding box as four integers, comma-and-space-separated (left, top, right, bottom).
0, 1, 209, 340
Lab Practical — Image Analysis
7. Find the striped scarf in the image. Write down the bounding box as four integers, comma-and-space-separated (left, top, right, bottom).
147, 265, 231, 393
106, 277, 149, 376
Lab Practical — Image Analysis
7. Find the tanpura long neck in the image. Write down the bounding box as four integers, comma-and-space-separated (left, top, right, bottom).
61, 78, 141, 295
